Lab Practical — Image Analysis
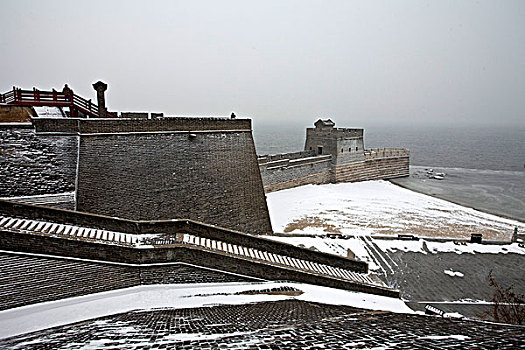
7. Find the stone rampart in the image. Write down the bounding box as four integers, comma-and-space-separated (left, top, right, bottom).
259, 152, 332, 193
0, 251, 254, 310
334, 155, 410, 183
0, 230, 396, 301
258, 150, 317, 163
32, 117, 252, 134
75, 127, 272, 234
258, 149, 409, 192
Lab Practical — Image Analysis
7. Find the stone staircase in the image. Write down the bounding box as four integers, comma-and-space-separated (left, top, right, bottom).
0, 215, 136, 245
0, 214, 390, 294
174, 233, 378, 286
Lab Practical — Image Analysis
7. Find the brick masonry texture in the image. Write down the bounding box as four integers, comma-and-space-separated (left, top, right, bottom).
32, 117, 252, 134
0, 105, 35, 123
76, 130, 272, 234
334, 157, 410, 183
259, 153, 409, 192
0, 252, 252, 310
0, 126, 77, 197
259, 156, 332, 192
258, 121, 409, 192
1, 300, 523, 349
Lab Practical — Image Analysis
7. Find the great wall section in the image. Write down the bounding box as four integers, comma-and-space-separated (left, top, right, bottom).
259, 119, 409, 192
0, 82, 408, 312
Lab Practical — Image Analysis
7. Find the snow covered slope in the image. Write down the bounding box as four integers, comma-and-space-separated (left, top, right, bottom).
267, 181, 524, 241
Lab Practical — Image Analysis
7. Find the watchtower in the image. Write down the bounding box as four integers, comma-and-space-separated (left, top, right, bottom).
304, 119, 365, 165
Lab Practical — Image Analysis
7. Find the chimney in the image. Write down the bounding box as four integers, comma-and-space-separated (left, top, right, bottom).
92, 81, 108, 118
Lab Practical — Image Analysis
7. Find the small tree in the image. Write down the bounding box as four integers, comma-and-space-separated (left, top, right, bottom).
485, 271, 525, 325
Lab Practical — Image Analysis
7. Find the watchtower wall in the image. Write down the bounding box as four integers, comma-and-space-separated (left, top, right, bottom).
258, 120, 409, 192
305, 126, 365, 164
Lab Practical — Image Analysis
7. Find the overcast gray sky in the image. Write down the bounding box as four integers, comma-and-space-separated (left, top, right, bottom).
1, 0, 524, 127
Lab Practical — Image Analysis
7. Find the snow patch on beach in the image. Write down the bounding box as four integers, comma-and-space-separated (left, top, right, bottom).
267, 181, 524, 241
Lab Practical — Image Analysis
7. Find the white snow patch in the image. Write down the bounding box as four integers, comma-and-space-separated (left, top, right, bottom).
419, 334, 470, 340
33, 106, 64, 118
444, 270, 464, 277
295, 283, 412, 314
374, 239, 426, 254
426, 241, 525, 255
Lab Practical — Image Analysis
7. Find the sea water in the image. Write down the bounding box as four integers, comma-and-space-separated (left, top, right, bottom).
253, 123, 525, 222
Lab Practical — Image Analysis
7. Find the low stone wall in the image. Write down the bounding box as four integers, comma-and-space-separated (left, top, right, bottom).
259, 154, 332, 193
258, 150, 409, 192
0, 229, 398, 301
0, 252, 139, 310
334, 156, 410, 183
0, 251, 255, 311
139, 264, 255, 285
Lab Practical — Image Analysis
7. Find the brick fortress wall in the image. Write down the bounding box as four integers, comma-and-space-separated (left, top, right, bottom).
258, 151, 332, 192
1, 112, 408, 226
44, 118, 274, 235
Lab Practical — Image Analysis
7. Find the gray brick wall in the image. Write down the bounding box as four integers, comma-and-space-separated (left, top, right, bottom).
0, 126, 77, 197
0, 252, 253, 310
259, 155, 332, 192
76, 130, 272, 234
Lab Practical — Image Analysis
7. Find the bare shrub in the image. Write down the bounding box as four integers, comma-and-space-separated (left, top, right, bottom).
481, 271, 525, 325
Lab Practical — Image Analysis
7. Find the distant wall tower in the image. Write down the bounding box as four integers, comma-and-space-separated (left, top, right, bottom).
304, 119, 365, 165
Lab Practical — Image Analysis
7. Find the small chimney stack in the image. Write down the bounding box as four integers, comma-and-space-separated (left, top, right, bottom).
92, 81, 108, 118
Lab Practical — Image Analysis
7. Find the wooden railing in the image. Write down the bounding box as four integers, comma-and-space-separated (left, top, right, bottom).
0, 87, 117, 118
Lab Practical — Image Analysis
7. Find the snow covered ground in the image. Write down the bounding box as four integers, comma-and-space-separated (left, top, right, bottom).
267, 181, 524, 241
0, 282, 411, 339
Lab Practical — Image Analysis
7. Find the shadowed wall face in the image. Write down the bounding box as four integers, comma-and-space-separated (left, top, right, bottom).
75, 122, 272, 234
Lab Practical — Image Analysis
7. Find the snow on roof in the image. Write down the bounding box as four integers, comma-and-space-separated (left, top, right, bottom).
0, 281, 411, 339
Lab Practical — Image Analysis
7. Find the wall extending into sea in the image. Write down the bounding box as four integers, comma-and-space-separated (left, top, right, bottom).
259, 147, 409, 193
